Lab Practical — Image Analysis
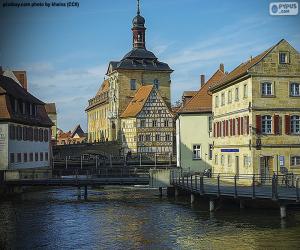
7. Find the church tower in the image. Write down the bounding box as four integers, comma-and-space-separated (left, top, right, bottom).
89, 0, 173, 142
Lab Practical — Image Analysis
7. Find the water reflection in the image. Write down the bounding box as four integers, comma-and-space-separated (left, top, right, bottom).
0, 187, 300, 249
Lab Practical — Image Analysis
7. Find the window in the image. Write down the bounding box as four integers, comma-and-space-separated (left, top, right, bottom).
154, 79, 159, 89
40, 152, 44, 161
208, 116, 212, 132
221, 93, 225, 106
228, 155, 232, 167
193, 145, 201, 160
152, 120, 157, 127
9, 125, 16, 140
164, 120, 169, 127
214, 155, 218, 164
139, 134, 144, 142
44, 129, 49, 142
221, 155, 225, 166
235, 87, 239, 101
140, 120, 145, 128
215, 96, 219, 107
291, 115, 300, 134
146, 134, 151, 141
17, 153, 22, 163
24, 153, 27, 162
228, 90, 232, 104
45, 152, 49, 161
17, 126, 22, 141
10, 153, 14, 163
130, 79, 136, 90
39, 128, 43, 142
243, 84, 248, 98
209, 144, 213, 160
243, 156, 250, 167
35, 152, 38, 161
262, 115, 272, 134
29, 153, 33, 162
291, 156, 300, 166
34, 128, 38, 141
279, 52, 289, 64
290, 83, 300, 97
155, 134, 160, 141
261, 82, 273, 96
165, 134, 170, 141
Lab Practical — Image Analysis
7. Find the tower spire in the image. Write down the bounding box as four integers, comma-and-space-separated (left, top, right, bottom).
137, 0, 140, 15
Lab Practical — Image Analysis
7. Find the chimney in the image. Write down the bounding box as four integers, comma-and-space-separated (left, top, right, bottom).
220, 63, 224, 73
200, 74, 205, 88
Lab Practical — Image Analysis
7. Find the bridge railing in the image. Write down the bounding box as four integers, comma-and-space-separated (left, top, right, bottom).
170, 172, 300, 201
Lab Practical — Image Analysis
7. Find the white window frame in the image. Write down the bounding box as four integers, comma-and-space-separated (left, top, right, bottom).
279, 52, 289, 64
290, 83, 300, 97
262, 115, 272, 134
290, 156, 300, 166
291, 115, 300, 134
261, 82, 273, 96
243, 84, 248, 98
235, 87, 239, 101
192, 144, 201, 160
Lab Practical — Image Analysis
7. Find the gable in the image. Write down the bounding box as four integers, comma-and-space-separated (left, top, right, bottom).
249, 39, 300, 76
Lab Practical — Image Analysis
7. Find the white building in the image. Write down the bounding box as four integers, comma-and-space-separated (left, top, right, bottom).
0, 74, 53, 178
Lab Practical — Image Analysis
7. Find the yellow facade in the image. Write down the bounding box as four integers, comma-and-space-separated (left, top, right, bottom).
212, 40, 300, 177
87, 104, 109, 142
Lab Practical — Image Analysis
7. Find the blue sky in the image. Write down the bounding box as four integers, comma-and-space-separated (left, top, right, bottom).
0, 0, 299, 131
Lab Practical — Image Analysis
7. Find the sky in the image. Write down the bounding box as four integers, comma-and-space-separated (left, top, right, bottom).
0, 0, 299, 131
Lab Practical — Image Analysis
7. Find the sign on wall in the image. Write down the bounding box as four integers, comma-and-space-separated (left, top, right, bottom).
221, 149, 239, 153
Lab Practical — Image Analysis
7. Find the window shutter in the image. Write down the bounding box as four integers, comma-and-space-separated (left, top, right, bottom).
256, 115, 261, 135
219, 122, 221, 137
285, 115, 291, 135
213, 123, 216, 137
233, 119, 236, 136
223, 121, 225, 137
246, 116, 249, 135
274, 114, 280, 135
237, 118, 240, 135
226, 120, 229, 136
241, 117, 244, 135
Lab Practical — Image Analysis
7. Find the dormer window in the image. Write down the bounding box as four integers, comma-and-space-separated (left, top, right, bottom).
279, 52, 289, 64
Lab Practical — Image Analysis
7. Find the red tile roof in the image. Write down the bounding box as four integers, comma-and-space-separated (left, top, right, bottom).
120, 85, 154, 118
178, 69, 226, 114
210, 39, 284, 91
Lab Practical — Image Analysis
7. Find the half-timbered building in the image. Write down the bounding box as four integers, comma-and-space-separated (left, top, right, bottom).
120, 85, 174, 155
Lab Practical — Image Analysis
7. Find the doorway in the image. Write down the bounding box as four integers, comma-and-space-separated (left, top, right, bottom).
260, 156, 273, 184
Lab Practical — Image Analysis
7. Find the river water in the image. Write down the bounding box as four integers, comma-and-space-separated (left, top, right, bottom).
0, 187, 300, 250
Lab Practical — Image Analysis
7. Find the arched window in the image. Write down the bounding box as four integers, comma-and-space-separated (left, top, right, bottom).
262, 115, 272, 134
291, 115, 300, 134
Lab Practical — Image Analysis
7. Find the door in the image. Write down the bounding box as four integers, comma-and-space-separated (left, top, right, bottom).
235, 156, 239, 177
260, 156, 273, 184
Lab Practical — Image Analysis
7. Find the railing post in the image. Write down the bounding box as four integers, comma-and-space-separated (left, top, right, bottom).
139, 153, 142, 167
65, 156, 68, 169
217, 174, 220, 197
252, 174, 256, 199
110, 155, 112, 168
190, 175, 193, 189
296, 177, 299, 202
200, 175, 204, 195
181, 175, 184, 187
272, 174, 278, 200
234, 175, 237, 198
155, 153, 157, 168
195, 175, 198, 191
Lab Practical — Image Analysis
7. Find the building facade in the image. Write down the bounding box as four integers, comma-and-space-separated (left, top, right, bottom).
210, 39, 300, 177
0, 75, 52, 176
120, 85, 174, 155
45, 103, 57, 143
56, 125, 87, 145
86, 80, 109, 142
86, 1, 173, 143
176, 66, 226, 172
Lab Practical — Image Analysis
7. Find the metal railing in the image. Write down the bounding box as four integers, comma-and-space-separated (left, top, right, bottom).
171, 172, 300, 202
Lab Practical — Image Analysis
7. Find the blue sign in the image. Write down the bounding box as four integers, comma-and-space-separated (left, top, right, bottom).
221, 149, 239, 153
